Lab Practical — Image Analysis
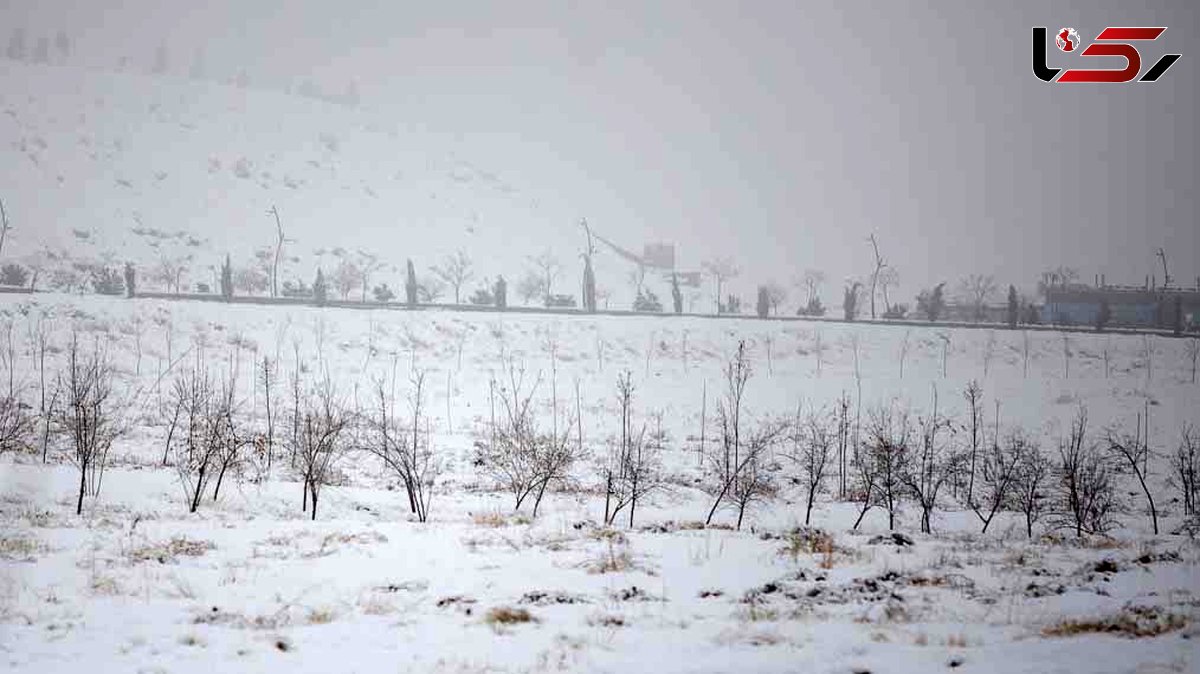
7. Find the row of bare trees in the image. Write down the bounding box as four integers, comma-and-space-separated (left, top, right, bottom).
161, 355, 438, 521
836, 386, 1198, 538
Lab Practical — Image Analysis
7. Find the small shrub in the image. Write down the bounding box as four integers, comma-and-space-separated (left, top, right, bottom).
1042, 606, 1187, 638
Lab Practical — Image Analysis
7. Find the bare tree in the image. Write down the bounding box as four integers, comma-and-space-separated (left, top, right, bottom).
699, 342, 785, 529
1054, 407, 1119, 537
1106, 413, 1159, 535
1061, 333, 1071, 379
602, 371, 662, 527
1186, 338, 1199, 384
902, 387, 959, 534
972, 429, 1023, 534
356, 251, 386, 302
168, 367, 240, 512
0, 197, 10, 259
959, 274, 997, 322
877, 267, 900, 314
476, 358, 577, 517
898, 330, 912, 379
54, 334, 121, 515
702, 257, 739, 314
790, 407, 832, 525
27, 314, 55, 462
937, 332, 951, 378
864, 405, 911, 531
1142, 334, 1153, 382
1012, 436, 1050, 538
332, 257, 362, 300
1021, 330, 1032, 379
867, 233, 886, 319
800, 269, 826, 307
516, 271, 543, 306
1170, 426, 1198, 519
432, 250, 474, 304
834, 393, 851, 498
960, 380, 984, 503
0, 383, 33, 457
850, 422, 880, 531
292, 375, 351, 520
763, 281, 788, 316
258, 355, 276, 472
528, 250, 561, 304
982, 331, 997, 377
364, 369, 441, 522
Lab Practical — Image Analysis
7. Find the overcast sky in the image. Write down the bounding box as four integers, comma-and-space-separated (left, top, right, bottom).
3, 0, 1197, 299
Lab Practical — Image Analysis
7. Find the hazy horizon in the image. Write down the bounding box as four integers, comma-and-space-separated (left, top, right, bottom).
2, 0, 1196, 303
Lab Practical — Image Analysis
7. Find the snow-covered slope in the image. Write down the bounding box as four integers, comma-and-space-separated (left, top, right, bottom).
1, 61, 590, 289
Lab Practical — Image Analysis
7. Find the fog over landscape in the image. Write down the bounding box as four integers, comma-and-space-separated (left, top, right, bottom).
0, 2, 1197, 673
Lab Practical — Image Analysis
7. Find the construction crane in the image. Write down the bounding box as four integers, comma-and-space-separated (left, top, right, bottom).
1156, 247, 1172, 289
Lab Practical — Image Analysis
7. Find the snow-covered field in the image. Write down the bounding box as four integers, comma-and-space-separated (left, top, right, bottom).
2, 293, 1198, 673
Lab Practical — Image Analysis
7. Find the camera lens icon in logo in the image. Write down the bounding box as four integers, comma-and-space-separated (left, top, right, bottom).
1056, 27, 1081, 52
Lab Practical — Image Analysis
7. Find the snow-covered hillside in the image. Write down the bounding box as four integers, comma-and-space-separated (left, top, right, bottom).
0, 60, 605, 297
1, 292, 1198, 672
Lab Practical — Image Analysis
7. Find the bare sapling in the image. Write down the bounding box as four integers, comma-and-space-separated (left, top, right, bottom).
1061, 333, 1071, 379
1022, 330, 1031, 379
835, 393, 851, 498
1170, 425, 1198, 518
55, 333, 121, 515
478, 358, 580, 517
259, 355, 275, 472
167, 367, 242, 511
982, 331, 996, 377
1142, 334, 1153, 382
1012, 436, 1049, 538
903, 386, 959, 534
1106, 413, 1159, 535
962, 381, 984, 506
1102, 336, 1112, 379
864, 405, 911, 531
364, 368, 440, 522
293, 374, 351, 520
898, 329, 911, 380
1055, 407, 1118, 537
790, 406, 832, 525
703, 341, 784, 529
972, 429, 1023, 533
603, 371, 662, 527
850, 418, 880, 531
0, 378, 33, 457
1186, 338, 1199, 384
938, 332, 951, 378
813, 330, 824, 377
28, 314, 54, 462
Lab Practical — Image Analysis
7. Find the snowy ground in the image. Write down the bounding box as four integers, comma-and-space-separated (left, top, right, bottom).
2, 293, 1199, 673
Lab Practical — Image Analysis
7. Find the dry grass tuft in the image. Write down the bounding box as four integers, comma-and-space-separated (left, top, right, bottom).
129, 537, 214, 564
306, 607, 336, 625
0, 535, 45, 561
587, 613, 626, 628
1042, 606, 1187, 639
485, 606, 536, 627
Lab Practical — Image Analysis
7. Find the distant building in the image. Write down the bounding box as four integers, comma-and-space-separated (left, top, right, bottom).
1043, 283, 1200, 329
